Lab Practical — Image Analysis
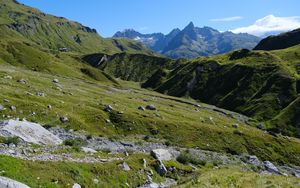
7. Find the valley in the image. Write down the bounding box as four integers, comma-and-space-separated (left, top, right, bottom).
0, 0, 300, 187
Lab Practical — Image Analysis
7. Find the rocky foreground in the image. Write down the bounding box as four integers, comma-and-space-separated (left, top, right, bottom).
0, 119, 299, 188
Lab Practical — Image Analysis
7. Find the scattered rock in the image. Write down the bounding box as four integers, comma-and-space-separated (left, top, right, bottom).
232, 123, 239, 128
151, 149, 172, 161
293, 170, 300, 178
143, 158, 147, 168
248, 155, 260, 165
47, 105, 52, 109
120, 162, 131, 171
146, 105, 156, 110
60, 116, 69, 123
81, 147, 97, 153
3, 75, 12, 79
17, 79, 27, 84
155, 160, 167, 176
36, 92, 46, 97
0, 120, 62, 145
53, 79, 59, 83
104, 105, 113, 112
138, 106, 146, 111
93, 179, 99, 184
106, 119, 111, 123
10, 106, 16, 112
0, 104, 3, 110
72, 183, 81, 188
263, 161, 281, 174
26, 92, 34, 96
3, 99, 9, 103
0, 176, 30, 188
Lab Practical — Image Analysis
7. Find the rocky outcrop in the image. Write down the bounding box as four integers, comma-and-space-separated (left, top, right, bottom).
0, 176, 30, 188
0, 120, 62, 145
151, 149, 172, 161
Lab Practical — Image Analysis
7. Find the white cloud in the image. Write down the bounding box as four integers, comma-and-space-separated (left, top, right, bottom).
210, 16, 243, 22
231, 15, 300, 37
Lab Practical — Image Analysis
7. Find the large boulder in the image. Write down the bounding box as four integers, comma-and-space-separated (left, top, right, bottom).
0, 120, 62, 145
151, 149, 172, 161
0, 176, 30, 188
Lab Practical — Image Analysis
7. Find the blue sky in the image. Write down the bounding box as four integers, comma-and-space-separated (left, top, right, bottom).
18, 0, 300, 37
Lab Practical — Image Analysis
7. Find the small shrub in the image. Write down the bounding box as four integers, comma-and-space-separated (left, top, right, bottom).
63, 138, 87, 147
176, 152, 206, 166
0, 136, 20, 146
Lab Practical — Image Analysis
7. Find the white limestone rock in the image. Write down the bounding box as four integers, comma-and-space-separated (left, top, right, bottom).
0, 120, 62, 145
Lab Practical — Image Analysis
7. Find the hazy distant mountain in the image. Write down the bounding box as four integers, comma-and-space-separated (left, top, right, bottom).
254, 28, 300, 51
114, 22, 261, 59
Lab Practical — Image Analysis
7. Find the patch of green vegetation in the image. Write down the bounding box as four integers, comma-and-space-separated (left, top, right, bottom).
176, 151, 206, 166
0, 136, 20, 146
176, 166, 300, 188
0, 154, 163, 188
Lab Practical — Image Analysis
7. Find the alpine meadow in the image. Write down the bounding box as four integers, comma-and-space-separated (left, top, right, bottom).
0, 0, 300, 187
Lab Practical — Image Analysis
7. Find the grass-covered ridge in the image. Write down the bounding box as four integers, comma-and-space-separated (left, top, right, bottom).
142, 47, 300, 137
0, 0, 153, 55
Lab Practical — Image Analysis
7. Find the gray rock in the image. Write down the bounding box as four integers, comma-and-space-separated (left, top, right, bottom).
0, 104, 3, 110
263, 161, 281, 174
143, 158, 147, 168
120, 162, 131, 171
293, 170, 300, 178
0, 120, 62, 145
3, 75, 12, 79
155, 160, 167, 176
36, 92, 46, 97
93, 179, 99, 184
232, 123, 239, 128
60, 116, 69, 123
10, 106, 16, 112
151, 149, 172, 161
17, 79, 27, 84
104, 105, 113, 112
53, 79, 59, 83
248, 155, 260, 165
0, 176, 30, 188
138, 106, 146, 111
81, 147, 97, 153
72, 183, 81, 188
146, 105, 156, 110
3, 99, 9, 103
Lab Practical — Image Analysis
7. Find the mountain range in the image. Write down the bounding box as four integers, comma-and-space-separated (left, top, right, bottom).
114, 22, 261, 58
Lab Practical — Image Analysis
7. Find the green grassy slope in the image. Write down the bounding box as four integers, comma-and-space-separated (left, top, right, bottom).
1, 62, 300, 166
0, 0, 153, 55
143, 47, 300, 137
83, 53, 180, 82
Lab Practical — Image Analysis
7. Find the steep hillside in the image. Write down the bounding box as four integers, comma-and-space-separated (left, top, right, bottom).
254, 28, 300, 51
143, 47, 300, 137
83, 53, 180, 82
114, 22, 261, 59
0, 0, 153, 55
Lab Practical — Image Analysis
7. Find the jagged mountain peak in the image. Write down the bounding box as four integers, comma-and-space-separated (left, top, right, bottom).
114, 22, 260, 59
